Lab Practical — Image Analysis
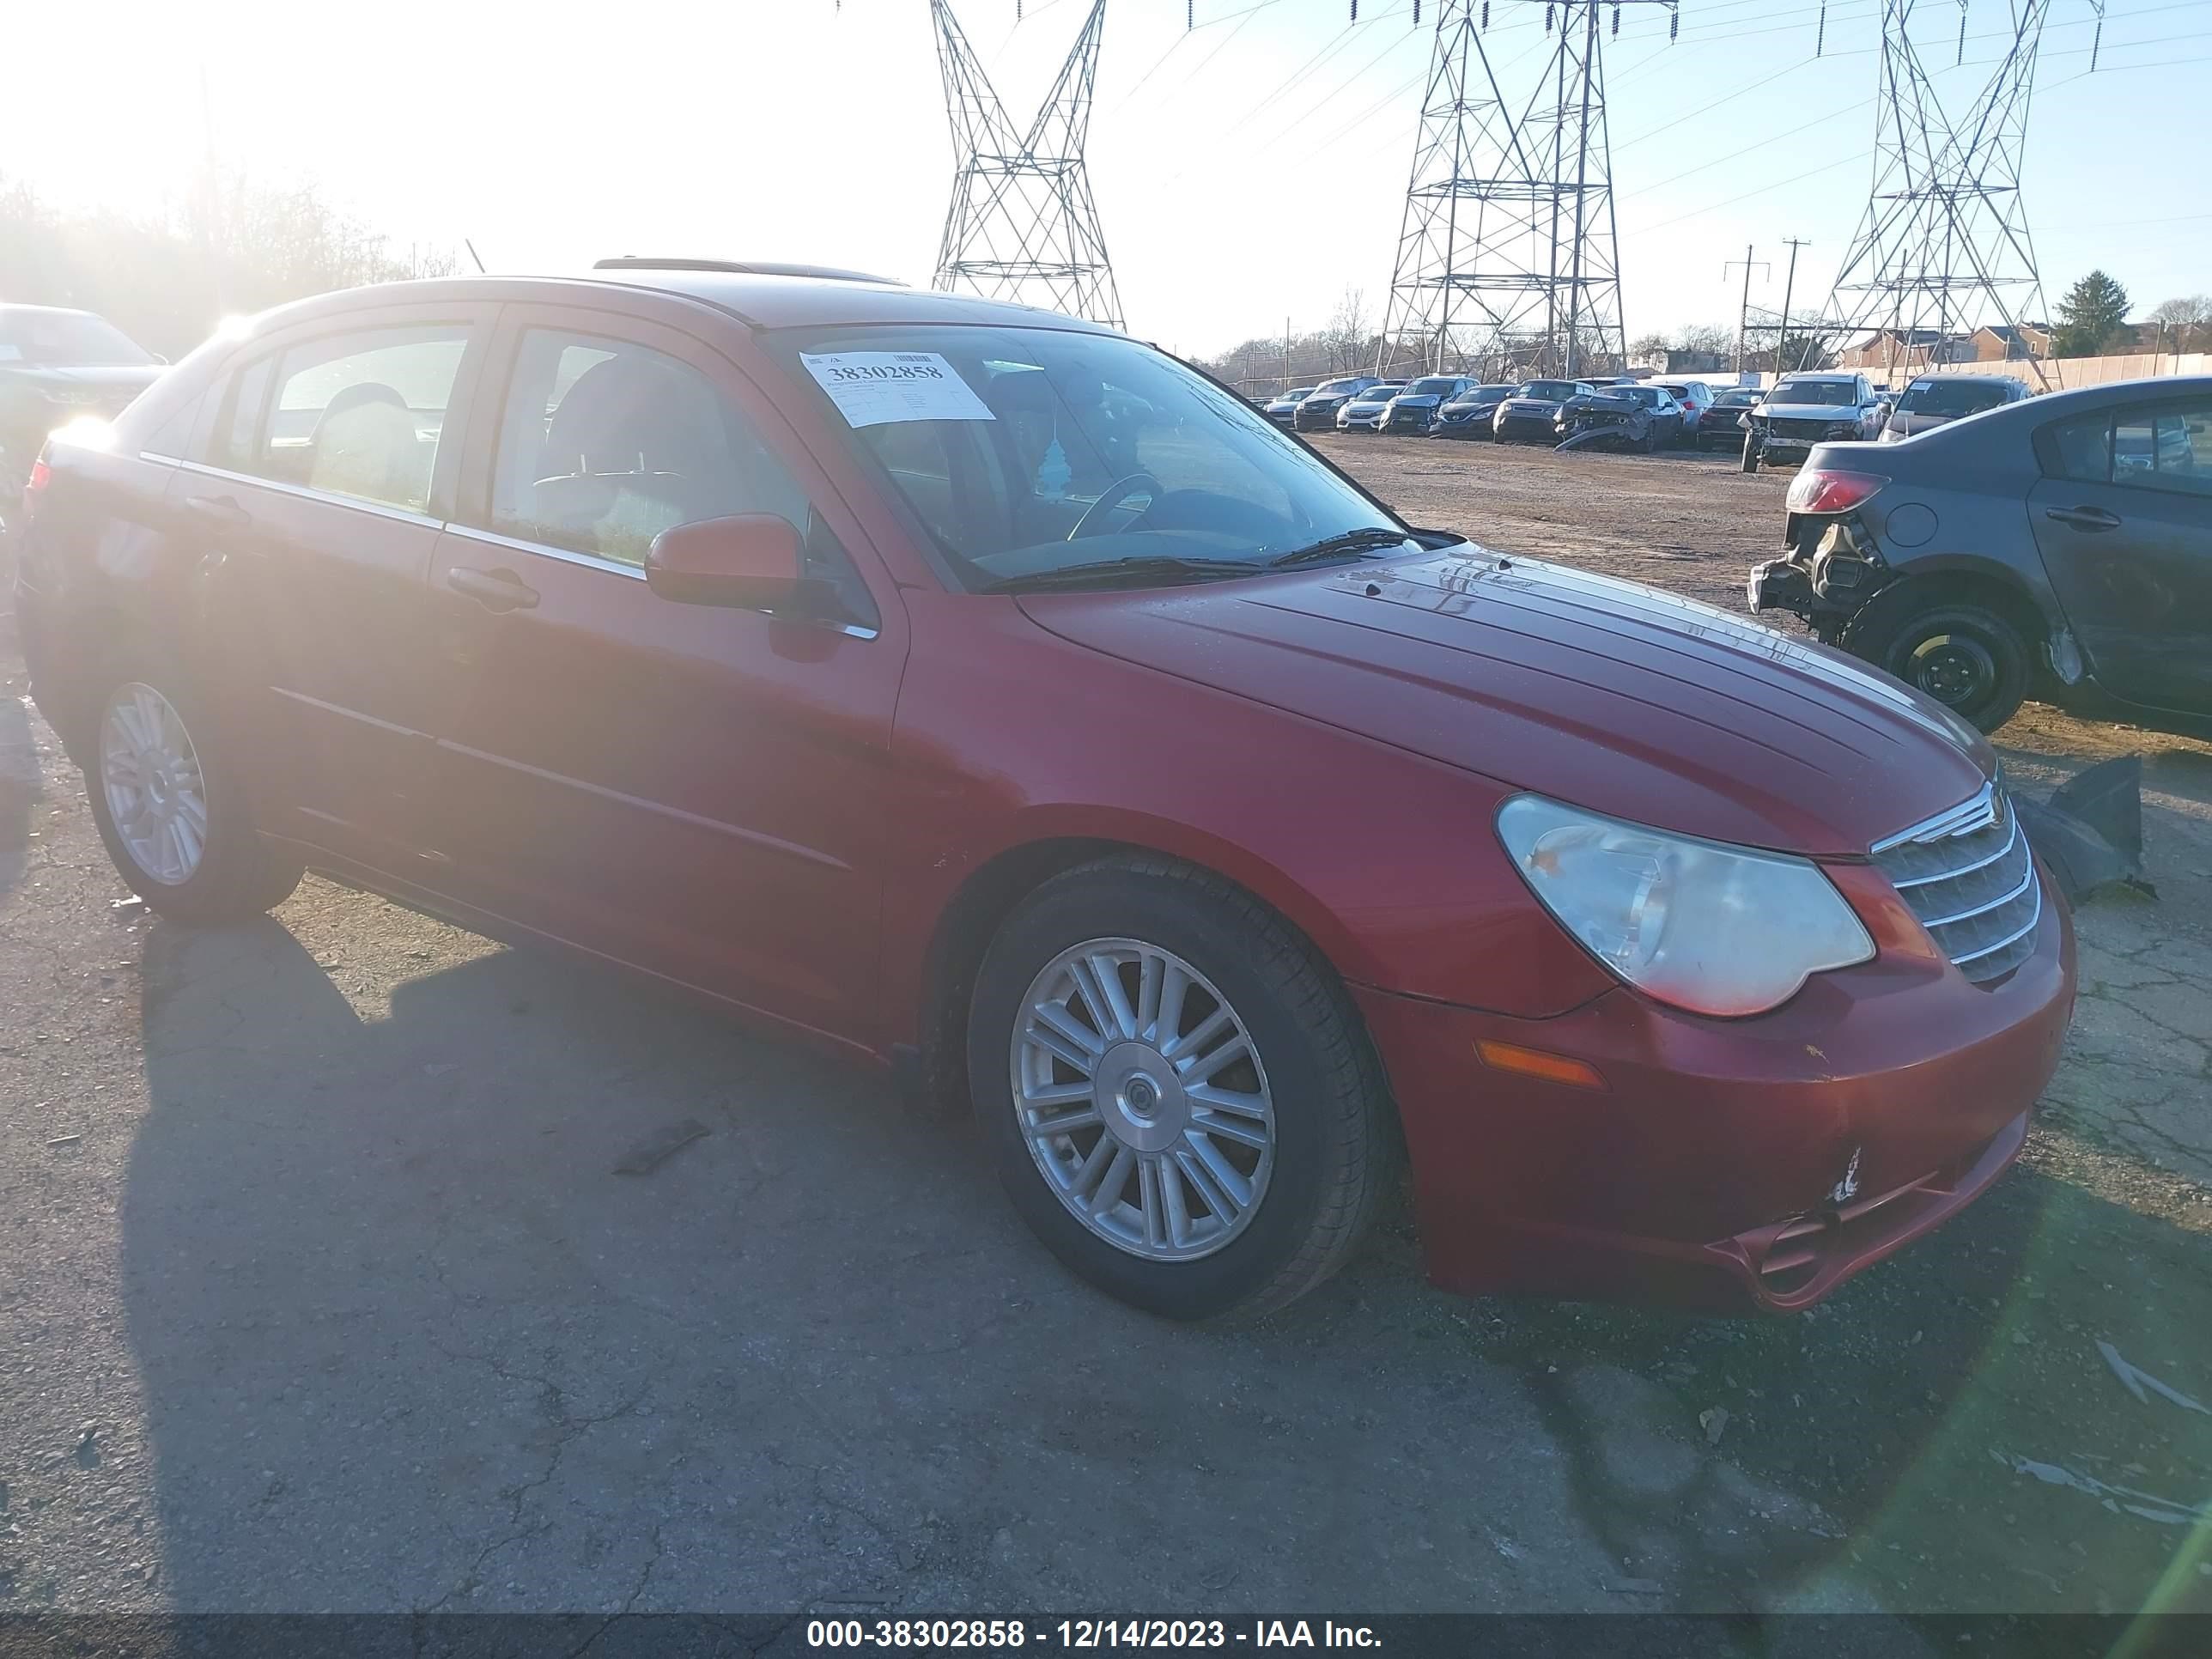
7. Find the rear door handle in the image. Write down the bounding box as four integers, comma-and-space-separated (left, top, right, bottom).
2045, 505, 2121, 532
182, 493, 251, 530
446, 566, 540, 613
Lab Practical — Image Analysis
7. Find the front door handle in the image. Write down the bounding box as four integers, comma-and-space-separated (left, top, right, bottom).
182, 493, 251, 530
446, 566, 540, 613
2045, 505, 2122, 532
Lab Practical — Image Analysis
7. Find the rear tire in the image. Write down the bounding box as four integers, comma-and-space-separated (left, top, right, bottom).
968, 857, 1389, 1322
1851, 597, 2031, 734
82, 647, 304, 923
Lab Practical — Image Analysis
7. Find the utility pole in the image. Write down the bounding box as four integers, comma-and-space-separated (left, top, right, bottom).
1725, 245, 1768, 375
1776, 236, 1809, 371
1284, 315, 1291, 395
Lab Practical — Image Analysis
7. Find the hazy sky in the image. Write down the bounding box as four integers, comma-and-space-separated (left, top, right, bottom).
5, 0, 2204, 357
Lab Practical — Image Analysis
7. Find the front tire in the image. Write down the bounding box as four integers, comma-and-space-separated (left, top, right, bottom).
84, 652, 303, 923
1740, 433, 1761, 472
969, 858, 1389, 1321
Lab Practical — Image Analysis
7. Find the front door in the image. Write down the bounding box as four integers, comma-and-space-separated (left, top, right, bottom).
179, 306, 492, 867
419, 307, 906, 1042
2030, 393, 2212, 713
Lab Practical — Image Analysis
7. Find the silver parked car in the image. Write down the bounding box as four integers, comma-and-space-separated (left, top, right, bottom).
1739, 373, 1891, 471
1880, 374, 2030, 441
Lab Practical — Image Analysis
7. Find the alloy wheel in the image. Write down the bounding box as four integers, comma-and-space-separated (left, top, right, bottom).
99, 683, 209, 885
1009, 938, 1276, 1262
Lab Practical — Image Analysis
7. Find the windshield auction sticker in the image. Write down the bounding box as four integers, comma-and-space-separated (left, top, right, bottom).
800, 351, 997, 428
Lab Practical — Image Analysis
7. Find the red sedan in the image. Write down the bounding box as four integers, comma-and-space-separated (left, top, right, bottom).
13, 263, 2073, 1320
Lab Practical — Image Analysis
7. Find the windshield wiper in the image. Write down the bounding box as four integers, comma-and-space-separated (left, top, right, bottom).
981, 555, 1267, 594
1265, 527, 1415, 569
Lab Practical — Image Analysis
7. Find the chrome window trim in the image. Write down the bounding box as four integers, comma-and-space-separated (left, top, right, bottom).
170, 458, 444, 531
442, 525, 880, 641
444, 522, 647, 581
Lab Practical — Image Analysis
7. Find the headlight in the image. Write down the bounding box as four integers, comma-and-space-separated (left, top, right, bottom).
1495, 795, 1874, 1018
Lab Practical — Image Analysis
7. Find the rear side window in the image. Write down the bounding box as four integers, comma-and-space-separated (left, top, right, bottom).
485, 329, 813, 569
2045, 399, 2212, 496
246, 326, 469, 513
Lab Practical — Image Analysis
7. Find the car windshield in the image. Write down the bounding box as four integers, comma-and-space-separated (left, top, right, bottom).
1409, 378, 1458, 397
1314, 379, 1364, 396
1771, 380, 1856, 406
0, 309, 156, 368
776, 325, 1417, 592
1519, 380, 1577, 399
1716, 390, 1760, 406
1358, 386, 1403, 401
1899, 380, 2014, 416
1275, 388, 1313, 402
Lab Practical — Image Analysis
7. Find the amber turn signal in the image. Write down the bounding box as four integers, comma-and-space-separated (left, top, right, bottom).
1474, 1040, 1607, 1090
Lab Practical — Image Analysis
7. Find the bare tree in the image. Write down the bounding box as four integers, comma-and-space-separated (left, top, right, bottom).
2147, 295, 2212, 353
1322, 286, 1370, 374
2, 168, 464, 360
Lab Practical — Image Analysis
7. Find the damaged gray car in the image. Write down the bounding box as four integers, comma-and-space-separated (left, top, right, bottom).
1747, 375, 2212, 737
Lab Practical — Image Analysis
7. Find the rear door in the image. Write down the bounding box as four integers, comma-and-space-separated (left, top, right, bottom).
2029, 392, 2212, 711
417, 304, 907, 1039
174, 304, 493, 867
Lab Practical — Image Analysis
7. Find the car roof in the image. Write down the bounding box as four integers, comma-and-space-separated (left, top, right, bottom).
0, 302, 104, 321
233, 266, 1123, 339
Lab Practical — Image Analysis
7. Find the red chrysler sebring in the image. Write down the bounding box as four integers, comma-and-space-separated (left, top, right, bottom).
13, 263, 2074, 1319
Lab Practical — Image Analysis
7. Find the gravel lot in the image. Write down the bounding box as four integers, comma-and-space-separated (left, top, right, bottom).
3, 435, 2209, 1621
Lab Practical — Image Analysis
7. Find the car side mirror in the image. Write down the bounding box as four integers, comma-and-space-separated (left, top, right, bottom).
646, 514, 809, 611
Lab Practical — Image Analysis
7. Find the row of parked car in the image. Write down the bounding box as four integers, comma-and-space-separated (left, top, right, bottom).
1260, 368, 2034, 463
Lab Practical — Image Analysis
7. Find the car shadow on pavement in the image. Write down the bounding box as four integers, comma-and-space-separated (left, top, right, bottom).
113, 895, 2212, 1619
116, 908, 1623, 1616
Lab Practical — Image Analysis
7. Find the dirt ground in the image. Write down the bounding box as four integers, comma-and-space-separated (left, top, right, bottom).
3, 438, 2209, 1621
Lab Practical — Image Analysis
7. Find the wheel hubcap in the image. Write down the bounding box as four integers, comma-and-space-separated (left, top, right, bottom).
99, 683, 209, 886
1908, 634, 1996, 708
1011, 938, 1275, 1262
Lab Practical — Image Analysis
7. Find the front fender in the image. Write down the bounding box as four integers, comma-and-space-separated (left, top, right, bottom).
874, 594, 1617, 1053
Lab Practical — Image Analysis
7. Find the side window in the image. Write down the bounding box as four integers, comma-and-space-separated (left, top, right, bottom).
249, 326, 467, 513
2045, 411, 2110, 483
488, 329, 812, 569
212, 356, 273, 471
2112, 404, 2212, 498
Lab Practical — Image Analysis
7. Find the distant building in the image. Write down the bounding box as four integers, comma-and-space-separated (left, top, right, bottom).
1971, 323, 2051, 361
1840, 328, 1976, 371
1630, 347, 1729, 374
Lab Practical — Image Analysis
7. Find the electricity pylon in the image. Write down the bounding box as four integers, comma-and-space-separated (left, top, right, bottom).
1377, 0, 1678, 379
931, 0, 1124, 330
1820, 0, 2063, 388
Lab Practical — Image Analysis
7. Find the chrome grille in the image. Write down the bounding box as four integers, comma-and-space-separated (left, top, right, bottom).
1872, 781, 2042, 984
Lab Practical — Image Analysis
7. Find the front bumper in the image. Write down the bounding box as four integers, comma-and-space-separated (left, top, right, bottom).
1353, 866, 2074, 1311
1337, 413, 1387, 431
1382, 410, 1435, 432
1493, 412, 1555, 441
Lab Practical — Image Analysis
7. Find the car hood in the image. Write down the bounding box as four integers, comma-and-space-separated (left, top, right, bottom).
1017, 548, 1991, 857
1758, 402, 1857, 422
1394, 395, 1442, 406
